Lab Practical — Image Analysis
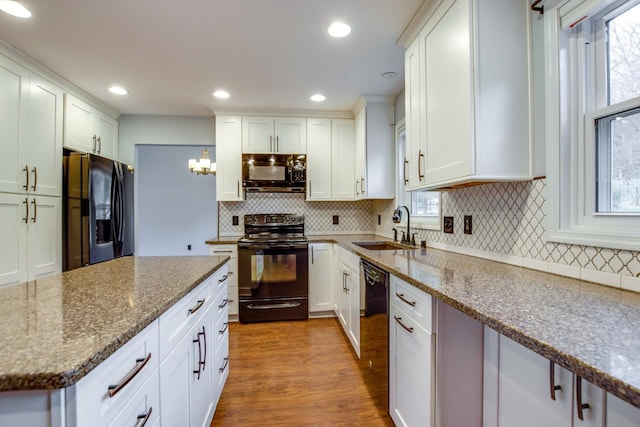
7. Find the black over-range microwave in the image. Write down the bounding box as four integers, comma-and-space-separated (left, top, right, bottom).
242, 153, 306, 193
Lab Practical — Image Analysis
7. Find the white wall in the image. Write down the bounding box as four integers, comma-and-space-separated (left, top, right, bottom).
136, 145, 217, 256
118, 115, 214, 166
118, 114, 217, 255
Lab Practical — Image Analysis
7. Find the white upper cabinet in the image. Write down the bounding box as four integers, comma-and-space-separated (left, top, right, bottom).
306, 118, 355, 200
242, 116, 306, 154
0, 54, 63, 197
352, 95, 395, 199
215, 115, 244, 201
406, 0, 532, 190
64, 94, 118, 160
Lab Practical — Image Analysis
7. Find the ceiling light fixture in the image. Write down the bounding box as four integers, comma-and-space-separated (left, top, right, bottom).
0, 1, 31, 18
188, 148, 216, 175
381, 71, 398, 80
109, 86, 128, 95
328, 22, 351, 38
213, 90, 230, 99
310, 94, 326, 102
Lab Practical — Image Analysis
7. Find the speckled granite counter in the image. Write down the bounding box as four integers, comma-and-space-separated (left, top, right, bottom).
205, 236, 241, 245
0, 256, 229, 392
310, 234, 640, 408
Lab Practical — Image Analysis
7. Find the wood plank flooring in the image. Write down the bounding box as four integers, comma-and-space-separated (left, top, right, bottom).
211, 318, 394, 426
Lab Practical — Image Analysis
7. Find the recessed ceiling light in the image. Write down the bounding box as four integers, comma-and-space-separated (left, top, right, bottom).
0, 1, 31, 18
213, 90, 230, 99
109, 86, 128, 95
381, 71, 398, 80
310, 94, 326, 102
328, 22, 351, 38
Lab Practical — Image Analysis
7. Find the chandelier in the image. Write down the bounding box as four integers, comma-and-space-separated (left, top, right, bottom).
188, 148, 216, 175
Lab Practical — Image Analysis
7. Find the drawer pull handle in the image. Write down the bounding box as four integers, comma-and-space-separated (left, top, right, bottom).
576, 376, 591, 420
188, 299, 205, 314
135, 407, 152, 427
213, 250, 233, 254
218, 274, 228, 283
219, 356, 229, 373
219, 322, 229, 335
218, 299, 229, 309
395, 292, 416, 307
549, 361, 562, 400
394, 315, 414, 334
108, 353, 151, 397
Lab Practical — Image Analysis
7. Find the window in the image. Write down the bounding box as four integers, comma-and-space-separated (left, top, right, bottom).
396, 119, 440, 229
545, 0, 640, 250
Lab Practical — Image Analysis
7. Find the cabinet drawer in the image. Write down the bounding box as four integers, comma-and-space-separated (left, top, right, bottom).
337, 246, 360, 273
70, 320, 159, 427
108, 371, 159, 427
212, 263, 230, 298
391, 274, 433, 332
214, 306, 229, 354
214, 280, 230, 318
209, 244, 237, 257
228, 286, 239, 316
159, 278, 212, 361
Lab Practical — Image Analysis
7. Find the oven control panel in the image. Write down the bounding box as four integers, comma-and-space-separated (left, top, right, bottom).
244, 214, 304, 226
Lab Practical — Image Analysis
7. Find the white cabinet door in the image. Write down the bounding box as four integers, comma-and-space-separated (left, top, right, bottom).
242, 116, 273, 153
309, 243, 333, 312
189, 306, 214, 427
0, 193, 27, 287
160, 332, 193, 427
498, 335, 572, 427
573, 377, 603, 427
607, 393, 640, 427
27, 75, 63, 196
95, 112, 118, 160
331, 119, 355, 200
345, 263, 360, 357
0, 55, 28, 195
64, 94, 96, 154
274, 117, 306, 153
306, 118, 332, 200
27, 196, 61, 281
404, 35, 425, 190
215, 116, 243, 201
423, 0, 473, 186
389, 302, 433, 427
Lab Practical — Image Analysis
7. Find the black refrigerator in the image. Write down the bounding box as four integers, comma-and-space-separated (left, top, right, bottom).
63, 150, 134, 271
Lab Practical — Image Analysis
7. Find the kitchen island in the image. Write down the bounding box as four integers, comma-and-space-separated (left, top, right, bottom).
0, 255, 230, 426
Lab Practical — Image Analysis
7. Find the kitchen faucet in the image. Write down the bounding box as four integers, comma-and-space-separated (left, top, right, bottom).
392, 205, 413, 245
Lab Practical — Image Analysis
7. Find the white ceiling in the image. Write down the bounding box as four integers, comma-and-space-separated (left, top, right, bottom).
0, 0, 423, 116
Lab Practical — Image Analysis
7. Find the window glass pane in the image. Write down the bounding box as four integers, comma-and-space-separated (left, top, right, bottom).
411, 191, 440, 216
607, 2, 640, 105
596, 106, 640, 212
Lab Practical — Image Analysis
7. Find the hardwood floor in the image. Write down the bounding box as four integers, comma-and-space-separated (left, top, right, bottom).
211, 318, 394, 426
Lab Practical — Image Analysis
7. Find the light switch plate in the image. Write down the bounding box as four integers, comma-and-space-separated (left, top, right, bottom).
464, 215, 472, 235
443, 216, 454, 234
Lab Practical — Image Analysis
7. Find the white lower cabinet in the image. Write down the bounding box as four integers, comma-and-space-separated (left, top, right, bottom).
208, 244, 238, 319
333, 246, 360, 356
607, 393, 640, 427
389, 275, 435, 427
309, 243, 333, 313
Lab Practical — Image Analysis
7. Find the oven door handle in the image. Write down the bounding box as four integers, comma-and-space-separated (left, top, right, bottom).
247, 302, 302, 310
239, 244, 307, 250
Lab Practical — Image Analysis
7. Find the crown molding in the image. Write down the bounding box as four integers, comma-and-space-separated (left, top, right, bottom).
210, 106, 354, 119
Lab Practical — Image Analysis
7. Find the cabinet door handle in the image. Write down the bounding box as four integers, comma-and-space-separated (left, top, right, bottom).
395, 292, 416, 307
311, 246, 314, 264
22, 198, 29, 224
344, 271, 349, 293
237, 180, 240, 198
31, 166, 37, 191
219, 356, 229, 373
108, 353, 152, 397
308, 180, 311, 197
361, 177, 365, 195
92, 135, 97, 153
394, 315, 414, 334
30, 198, 37, 223
270, 135, 273, 152
342, 271, 346, 291
23, 166, 29, 191
193, 332, 203, 379
355, 179, 360, 195
218, 274, 228, 283
200, 326, 207, 371
418, 149, 425, 181
276, 135, 279, 152
219, 322, 229, 335
549, 361, 562, 400
135, 407, 152, 427
403, 157, 409, 184
97, 136, 102, 154
576, 376, 591, 421
188, 298, 205, 315
218, 298, 229, 309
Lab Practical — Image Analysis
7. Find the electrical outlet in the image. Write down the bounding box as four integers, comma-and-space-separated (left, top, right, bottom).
232, 216, 239, 226
333, 215, 339, 225
443, 216, 454, 234
187, 244, 192, 251
464, 215, 472, 235
378, 214, 381, 226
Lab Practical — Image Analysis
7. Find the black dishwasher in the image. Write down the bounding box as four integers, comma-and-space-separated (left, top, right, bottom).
359, 259, 389, 413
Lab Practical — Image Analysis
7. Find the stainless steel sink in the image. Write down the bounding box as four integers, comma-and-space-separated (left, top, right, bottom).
352, 241, 416, 251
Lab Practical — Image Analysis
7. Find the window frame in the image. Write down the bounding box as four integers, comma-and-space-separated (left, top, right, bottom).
545, 0, 640, 251
395, 119, 441, 231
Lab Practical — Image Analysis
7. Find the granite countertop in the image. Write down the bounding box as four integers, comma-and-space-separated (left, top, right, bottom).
205, 236, 241, 244
320, 234, 640, 408
0, 255, 229, 392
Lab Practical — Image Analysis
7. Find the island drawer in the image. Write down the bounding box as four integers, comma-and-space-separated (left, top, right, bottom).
108, 370, 159, 427
391, 274, 433, 332
159, 277, 213, 361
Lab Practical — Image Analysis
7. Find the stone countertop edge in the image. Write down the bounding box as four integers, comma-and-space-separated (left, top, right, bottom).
327, 234, 640, 409
0, 256, 230, 392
